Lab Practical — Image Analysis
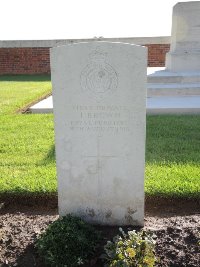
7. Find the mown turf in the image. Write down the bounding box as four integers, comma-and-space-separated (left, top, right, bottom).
0, 114, 56, 195
0, 113, 199, 198
0, 75, 51, 115
145, 115, 200, 198
0, 76, 199, 198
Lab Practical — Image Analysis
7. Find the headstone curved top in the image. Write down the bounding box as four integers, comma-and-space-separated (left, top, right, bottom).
166, 1, 200, 71
51, 41, 147, 226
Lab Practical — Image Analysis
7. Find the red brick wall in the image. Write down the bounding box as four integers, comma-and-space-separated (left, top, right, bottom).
146, 44, 170, 67
0, 48, 50, 75
0, 44, 170, 75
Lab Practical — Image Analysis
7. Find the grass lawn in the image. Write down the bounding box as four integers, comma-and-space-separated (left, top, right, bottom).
145, 115, 200, 198
0, 75, 51, 115
0, 114, 56, 195
0, 76, 199, 198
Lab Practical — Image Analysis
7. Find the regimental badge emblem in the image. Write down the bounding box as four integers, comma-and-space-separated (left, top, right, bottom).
80, 47, 118, 101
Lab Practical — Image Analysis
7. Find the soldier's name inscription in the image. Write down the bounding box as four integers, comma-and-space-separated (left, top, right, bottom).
69, 105, 137, 133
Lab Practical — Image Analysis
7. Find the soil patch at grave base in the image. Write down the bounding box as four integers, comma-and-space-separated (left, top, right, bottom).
0, 197, 199, 267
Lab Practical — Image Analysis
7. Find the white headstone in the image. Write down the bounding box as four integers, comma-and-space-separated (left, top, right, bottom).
166, 1, 200, 71
51, 42, 147, 226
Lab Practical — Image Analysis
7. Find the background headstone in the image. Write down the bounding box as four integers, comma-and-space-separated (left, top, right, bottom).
51, 42, 147, 225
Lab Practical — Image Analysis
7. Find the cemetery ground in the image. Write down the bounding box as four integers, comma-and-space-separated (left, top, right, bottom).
0, 75, 199, 266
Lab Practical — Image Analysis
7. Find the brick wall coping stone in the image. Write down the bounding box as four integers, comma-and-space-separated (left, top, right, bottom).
0, 36, 170, 48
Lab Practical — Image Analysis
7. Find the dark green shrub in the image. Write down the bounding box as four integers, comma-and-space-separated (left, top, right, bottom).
102, 228, 157, 267
36, 214, 101, 267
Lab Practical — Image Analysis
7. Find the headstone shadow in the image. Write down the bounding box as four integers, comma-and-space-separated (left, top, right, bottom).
39, 144, 56, 165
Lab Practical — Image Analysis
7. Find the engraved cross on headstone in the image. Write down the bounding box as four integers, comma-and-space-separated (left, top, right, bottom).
83, 135, 117, 195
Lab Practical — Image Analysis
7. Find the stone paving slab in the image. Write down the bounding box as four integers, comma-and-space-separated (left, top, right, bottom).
147, 96, 200, 114
29, 95, 200, 114
28, 67, 200, 114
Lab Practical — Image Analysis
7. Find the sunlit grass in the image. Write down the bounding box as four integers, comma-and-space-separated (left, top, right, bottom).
0, 114, 199, 198
0, 76, 199, 198
0, 114, 56, 195
145, 115, 200, 198
0, 75, 51, 115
